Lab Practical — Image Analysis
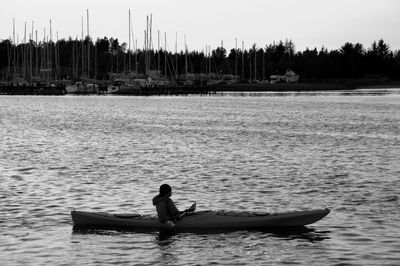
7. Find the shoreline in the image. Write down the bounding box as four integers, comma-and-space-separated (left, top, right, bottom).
1, 81, 400, 96
214, 80, 400, 92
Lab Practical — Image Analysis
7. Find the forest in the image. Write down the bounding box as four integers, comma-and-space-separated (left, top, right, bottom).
0, 37, 399, 82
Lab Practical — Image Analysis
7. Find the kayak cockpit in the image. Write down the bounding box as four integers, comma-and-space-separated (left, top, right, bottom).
216, 210, 271, 217
114, 214, 142, 219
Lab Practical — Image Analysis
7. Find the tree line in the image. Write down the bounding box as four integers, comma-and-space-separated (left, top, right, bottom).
0, 37, 399, 82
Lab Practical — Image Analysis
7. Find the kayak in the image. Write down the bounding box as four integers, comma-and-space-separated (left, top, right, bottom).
71, 208, 330, 230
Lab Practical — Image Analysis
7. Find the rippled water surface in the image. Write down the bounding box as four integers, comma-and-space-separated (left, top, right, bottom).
1, 93, 399, 265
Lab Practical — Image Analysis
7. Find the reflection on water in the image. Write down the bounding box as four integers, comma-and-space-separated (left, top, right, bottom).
215, 87, 400, 97
1, 94, 400, 265
72, 226, 330, 244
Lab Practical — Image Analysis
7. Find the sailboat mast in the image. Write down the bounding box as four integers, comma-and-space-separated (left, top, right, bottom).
130, 13, 135, 74
72, 38, 75, 78
175, 32, 178, 80
150, 14, 153, 74
235, 38, 238, 77
13, 18, 16, 79
30, 21, 33, 80
49, 20, 52, 42
241, 41, 244, 80
24, 21, 27, 80
184, 35, 187, 81
262, 48, 265, 81
95, 42, 97, 79
35, 30, 38, 77
49, 19, 53, 79
6, 36, 10, 80
254, 46, 256, 81
144, 30, 147, 75
249, 46, 252, 81
42, 28, 46, 75
42, 25, 44, 79
145, 16, 148, 75
209, 45, 211, 78
87, 9, 90, 79
149, 14, 152, 51
157, 30, 160, 78
206, 45, 208, 77
135, 39, 138, 75
129, 9, 131, 71
81, 16, 84, 77
55, 32, 58, 80
164, 32, 167, 78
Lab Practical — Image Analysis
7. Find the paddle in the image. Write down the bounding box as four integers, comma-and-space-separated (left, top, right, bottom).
177, 202, 196, 220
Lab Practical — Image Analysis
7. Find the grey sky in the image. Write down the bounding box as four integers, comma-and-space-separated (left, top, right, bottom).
1, 0, 399, 52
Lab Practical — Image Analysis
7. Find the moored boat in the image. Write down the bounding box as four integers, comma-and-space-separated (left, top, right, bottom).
107, 79, 141, 95
71, 208, 330, 231
66, 81, 98, 94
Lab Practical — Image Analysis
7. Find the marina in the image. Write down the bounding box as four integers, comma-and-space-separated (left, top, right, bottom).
1, 10, 398, 96
0, 81, 216, 96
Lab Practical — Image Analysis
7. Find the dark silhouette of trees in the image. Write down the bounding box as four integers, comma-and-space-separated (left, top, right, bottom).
339, 42, 365, 78
0, 37, 399, 82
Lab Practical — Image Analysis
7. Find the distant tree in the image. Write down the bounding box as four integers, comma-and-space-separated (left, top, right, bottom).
110, 38, 121, 54
394, 50, 400, 63
298, 47, 319, 80
121, 43, 127, 53
0, 40, 11, 70
272, 41, 286, 64
284, 39, 295, 56
212, 47, 226, 65
375, 39, 390, 59
96, 37, 110, 54
339, 42, 365, 77
366, 39, 393, 76
340, 42, 364, 56
211, 47, 227, 75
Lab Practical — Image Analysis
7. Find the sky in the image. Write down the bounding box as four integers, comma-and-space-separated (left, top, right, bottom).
1, 0, 399, 53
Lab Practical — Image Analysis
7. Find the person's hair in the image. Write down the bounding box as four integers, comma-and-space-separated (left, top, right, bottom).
159, 184, 172, 196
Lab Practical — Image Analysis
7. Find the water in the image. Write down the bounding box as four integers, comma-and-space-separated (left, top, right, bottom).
1, 92, 399, 265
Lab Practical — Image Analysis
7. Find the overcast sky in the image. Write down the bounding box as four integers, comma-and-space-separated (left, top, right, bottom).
1, 0, 399, 52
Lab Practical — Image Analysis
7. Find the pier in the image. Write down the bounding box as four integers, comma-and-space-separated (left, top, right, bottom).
0, 82, 66, 95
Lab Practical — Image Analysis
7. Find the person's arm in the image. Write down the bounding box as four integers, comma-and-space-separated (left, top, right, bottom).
167, 199, 180, 220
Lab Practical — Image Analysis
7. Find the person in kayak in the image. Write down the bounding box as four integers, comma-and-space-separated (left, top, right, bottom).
152, 184, 180, 229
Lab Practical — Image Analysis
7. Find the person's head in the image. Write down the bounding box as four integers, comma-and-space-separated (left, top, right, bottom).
159, 184, 172, 197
